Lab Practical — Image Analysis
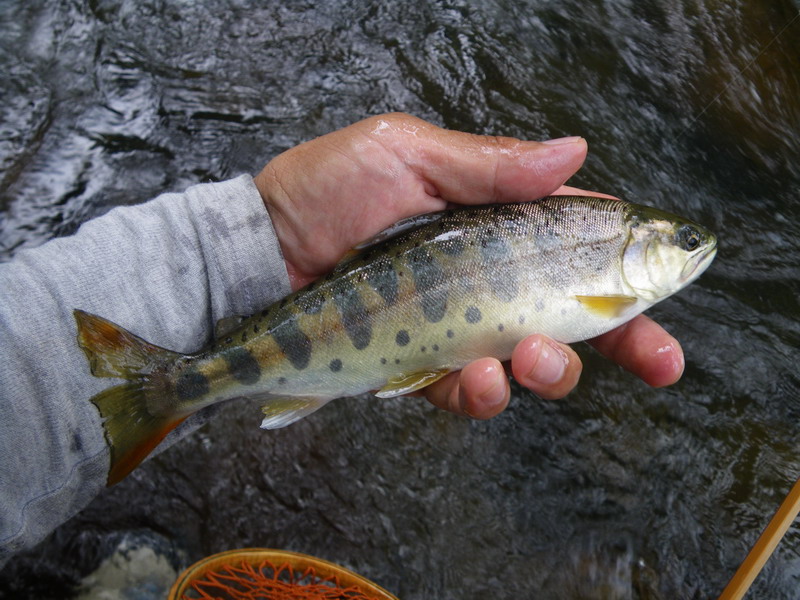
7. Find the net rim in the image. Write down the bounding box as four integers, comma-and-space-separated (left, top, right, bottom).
168, 547, 399, 600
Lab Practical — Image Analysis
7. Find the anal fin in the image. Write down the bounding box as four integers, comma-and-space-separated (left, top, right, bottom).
375, 368, 451, 398
260, 396, 331, 429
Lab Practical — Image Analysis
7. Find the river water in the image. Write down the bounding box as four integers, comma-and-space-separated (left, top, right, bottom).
1, 1, 799, 598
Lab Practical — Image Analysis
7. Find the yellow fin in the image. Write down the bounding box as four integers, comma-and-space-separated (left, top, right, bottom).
260, 396, 331, 429
574, 294, 638, 318
375, 368, 451, 398
74, 310, 186, 486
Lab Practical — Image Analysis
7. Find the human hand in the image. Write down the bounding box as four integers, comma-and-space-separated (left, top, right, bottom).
254, 113, 684, 419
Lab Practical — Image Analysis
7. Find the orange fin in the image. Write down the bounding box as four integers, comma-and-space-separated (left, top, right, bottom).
74, 309, 179, 377
74, 310, 185, 485
89, 382, 187, 485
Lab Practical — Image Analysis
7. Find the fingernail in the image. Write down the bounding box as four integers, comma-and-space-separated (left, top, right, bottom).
541, 136, 583, 146
528, 338, 568, 385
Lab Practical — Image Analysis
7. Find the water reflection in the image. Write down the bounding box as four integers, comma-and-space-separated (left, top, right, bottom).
1, 0, 799, 598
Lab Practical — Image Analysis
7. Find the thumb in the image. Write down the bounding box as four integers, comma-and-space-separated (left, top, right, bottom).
367, 114, 588, 204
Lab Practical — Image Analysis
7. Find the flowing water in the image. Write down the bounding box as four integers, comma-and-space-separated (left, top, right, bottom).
1, 1, 799, 598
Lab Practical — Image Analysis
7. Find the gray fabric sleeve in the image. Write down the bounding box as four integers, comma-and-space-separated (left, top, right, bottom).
0, 174, 291, 564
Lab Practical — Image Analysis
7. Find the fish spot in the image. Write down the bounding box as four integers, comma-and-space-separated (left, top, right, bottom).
224, 347, 261, 385
433, 344, 439, 352
447, 329, 454, 338
519, 315, 526, 325
396, 329, 410, 346
329, 358, 343, 372
421, 346, 426, 352
272, 319, 312, 370
394, 358, 401, 364
535, 299, 545, 312
465, 306, 482, 323
498, 324, 504, 332
440, 236, 466, 256
332, 278, 372, 350
366, 258, 399, 306
296, 291, 325, 314
176, 371, 210, 401
278, 377, 287, 385
381, 358, 387, 364
241, 332, 248, 343
253, 324, 260, 334
407, 246, 448, 323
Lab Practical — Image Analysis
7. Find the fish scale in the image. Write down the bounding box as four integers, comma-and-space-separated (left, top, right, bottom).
74, 196, 717, 485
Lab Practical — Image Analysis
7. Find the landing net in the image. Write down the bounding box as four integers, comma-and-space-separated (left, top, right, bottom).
169, 548, 398, 600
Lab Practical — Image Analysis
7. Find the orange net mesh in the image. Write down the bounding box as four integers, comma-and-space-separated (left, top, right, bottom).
175, 552, 397, 600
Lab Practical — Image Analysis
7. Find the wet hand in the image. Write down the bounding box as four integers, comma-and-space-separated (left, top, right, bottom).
253, 113, 685, 419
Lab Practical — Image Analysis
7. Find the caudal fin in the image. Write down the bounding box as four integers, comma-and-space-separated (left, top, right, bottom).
74, 310, 186, 485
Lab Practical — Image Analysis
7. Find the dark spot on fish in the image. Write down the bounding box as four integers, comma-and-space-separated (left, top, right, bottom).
272, 319, 312, 370
381, 358, 387, 364
440, 236, 466, 256
433, 344, 439, 352
498, 324, 504, 332
278, 377, 287, 385
395, 358, 401, 364
332, 279, 372, 350
489, 275, 518, 302
519, 315, 526, 325
329, 358, 343, 372
407, 246, 448, 323
447, 329, 454, 338
396, 329, 410, 346
366, 258, 399, 306
225, 337, 232, 345
279, 298, 288, 309
253, 324, 260, 334
176, 371, 210, 401
241, 332, 248, 343
535, 299, 545, 312
465, 306, 482, 323
296, 291, 325, 314
261, 309, 270, 318
224, 347, 261, 385
421, 346, 426, 352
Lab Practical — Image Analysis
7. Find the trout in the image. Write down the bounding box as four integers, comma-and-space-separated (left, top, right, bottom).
75, 197, 717, 485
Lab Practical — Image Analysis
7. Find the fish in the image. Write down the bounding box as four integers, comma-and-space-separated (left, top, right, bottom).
74, 196, 717, 485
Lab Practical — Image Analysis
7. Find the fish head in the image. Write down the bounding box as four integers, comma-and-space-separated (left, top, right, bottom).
621, 205, 717, 302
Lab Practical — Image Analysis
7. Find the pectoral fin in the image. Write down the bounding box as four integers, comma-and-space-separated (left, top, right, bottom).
260, 396, 332, 429
375, 368, 451, 398
575, 295, 638, 318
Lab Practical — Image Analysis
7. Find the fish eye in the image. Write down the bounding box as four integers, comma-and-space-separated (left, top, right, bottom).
677, 226, 701, 252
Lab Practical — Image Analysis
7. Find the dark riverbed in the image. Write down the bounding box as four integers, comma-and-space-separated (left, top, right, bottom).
1, 1, 799, 598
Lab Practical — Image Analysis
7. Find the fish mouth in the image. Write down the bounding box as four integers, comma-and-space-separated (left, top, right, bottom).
680, 237, 717, 283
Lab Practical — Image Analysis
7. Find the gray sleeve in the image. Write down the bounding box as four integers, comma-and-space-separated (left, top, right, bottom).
0, 174, 291, 563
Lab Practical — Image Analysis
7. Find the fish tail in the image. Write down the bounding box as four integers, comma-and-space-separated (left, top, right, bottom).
74, 310, 185, 485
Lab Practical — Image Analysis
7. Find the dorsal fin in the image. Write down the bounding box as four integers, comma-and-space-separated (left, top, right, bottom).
333, 211, 447, 272
214, 314, 249, 339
